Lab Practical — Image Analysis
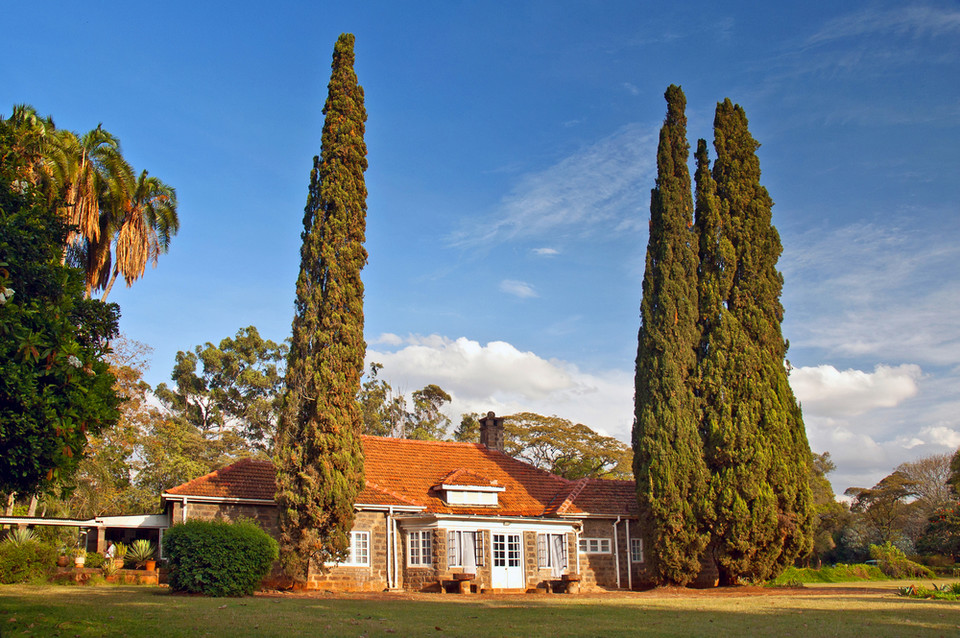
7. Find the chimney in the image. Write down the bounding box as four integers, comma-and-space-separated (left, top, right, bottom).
479, 411, 504, 452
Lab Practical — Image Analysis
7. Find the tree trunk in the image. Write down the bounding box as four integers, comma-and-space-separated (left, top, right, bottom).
101, 264, 120, 301
2, 493, 14, 529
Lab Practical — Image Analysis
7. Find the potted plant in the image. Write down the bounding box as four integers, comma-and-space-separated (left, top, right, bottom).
113, 542, 128, 569
129, 539, 156, 570
73, 547, 87, 568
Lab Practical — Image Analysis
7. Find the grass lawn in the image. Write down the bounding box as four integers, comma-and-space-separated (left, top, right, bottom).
1, 582, 959, 637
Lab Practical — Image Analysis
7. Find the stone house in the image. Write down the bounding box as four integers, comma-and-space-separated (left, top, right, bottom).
160, 413, 648, 592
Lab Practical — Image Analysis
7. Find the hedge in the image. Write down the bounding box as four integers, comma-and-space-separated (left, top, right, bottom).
0, 541, 57, 584
163, 519, 278, 597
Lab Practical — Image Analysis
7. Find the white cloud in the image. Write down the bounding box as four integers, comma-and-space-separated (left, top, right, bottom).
366, 334, 634, 440
449, 123, 657, 246
531, 247, 559, 256
808, 6, 960, 45
790, 364, 921, 417
781, 220, 960, 365
370, 332, 404, 346
499, 279, 538, 298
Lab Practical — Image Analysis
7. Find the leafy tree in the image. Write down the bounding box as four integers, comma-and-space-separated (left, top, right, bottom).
358, 362, 408, 437
895, 453, 954, 514
845, 471, 920, 546
454, 412, 481, 443
155, 326, 286, 452
950, 448, 960, 496
917, 504, 960, 560
699, 99, 813, 584
64, 336, 157, 517
632, 85, 709, 586
458, 412, 632, 480
274, 33, 368, 581
806, 452, 848, 565
506, 413, 632, 480
0, 118, 121, 496
407, 384, 452, 440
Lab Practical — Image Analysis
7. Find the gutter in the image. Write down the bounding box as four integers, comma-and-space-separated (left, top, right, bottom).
612, 516, 622, 589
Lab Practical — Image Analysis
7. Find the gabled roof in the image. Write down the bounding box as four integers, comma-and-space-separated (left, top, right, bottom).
555, 478, 639, 517
165, 457, 277, 501
436, 468, 500, 488
163, 436, 637, 519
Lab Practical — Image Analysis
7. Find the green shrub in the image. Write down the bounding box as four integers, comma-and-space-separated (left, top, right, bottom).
85, 552, 106, 569
768, 563, 886, 585
3, 528, 36, 546
164, 519, 278, 597
0, 541, 57, 584
128, 539, 155, 567
869, 542, 935, 579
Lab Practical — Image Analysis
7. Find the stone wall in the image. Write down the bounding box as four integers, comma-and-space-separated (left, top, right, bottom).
577, 518, 650, 590
172, 500, 279, 538
305, 511, 389, 592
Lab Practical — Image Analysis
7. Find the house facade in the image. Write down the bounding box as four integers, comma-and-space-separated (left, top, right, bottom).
161, 413, 649, 592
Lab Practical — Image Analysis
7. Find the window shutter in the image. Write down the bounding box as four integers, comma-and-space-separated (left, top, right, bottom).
475, 530, 485, 566
447, 531, 458, 566
536, 534, 547, 568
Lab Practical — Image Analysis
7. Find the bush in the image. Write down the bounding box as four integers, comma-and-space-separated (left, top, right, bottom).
0, 541, 57, 584
85, 552, 106, 569
768, 563, 886, 585
869, 542, 935, 579
164, 519, 278, 597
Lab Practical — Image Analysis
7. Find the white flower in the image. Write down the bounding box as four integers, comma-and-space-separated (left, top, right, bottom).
2, 288, 13, 299
67, 355, 82, 368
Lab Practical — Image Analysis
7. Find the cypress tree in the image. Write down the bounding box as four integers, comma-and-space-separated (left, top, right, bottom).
700, 99, 813, 584
633, 85, 709, 586
274, 33, 368, 581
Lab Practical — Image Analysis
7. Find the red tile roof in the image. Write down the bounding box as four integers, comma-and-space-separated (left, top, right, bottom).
163, 436, 637, 518
165, 457, 277, 500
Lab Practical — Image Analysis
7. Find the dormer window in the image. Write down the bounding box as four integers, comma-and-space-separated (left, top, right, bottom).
440, 483, 505, 507
436, 469, 505, 507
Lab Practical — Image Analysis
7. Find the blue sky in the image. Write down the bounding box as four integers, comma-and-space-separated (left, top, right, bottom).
4, 1, 958, 494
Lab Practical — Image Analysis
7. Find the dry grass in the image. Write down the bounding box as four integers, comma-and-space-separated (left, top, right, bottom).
1, 582, 958, 637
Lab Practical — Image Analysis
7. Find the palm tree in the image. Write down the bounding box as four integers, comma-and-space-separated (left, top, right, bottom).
1, 104, 60, 202
55, 125, 132, 248
99, 170, 179, 300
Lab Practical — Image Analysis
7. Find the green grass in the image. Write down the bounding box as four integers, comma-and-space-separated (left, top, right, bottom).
2, 583, 960, 637
768, 564, 889, 584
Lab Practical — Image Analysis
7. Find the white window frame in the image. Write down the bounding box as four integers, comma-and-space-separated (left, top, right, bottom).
578, 537, 612, 554
630, 537, 643, 563
448, 530, 463, 567
341, 531, 370, 566
447, 530, 485, 568
537, 533, 568, 568
408, 530, 433, 566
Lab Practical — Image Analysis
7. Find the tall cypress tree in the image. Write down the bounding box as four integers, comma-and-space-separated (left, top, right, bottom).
633, 85, 709, 586
274, 33, 368, 581
701, 99, 813, 584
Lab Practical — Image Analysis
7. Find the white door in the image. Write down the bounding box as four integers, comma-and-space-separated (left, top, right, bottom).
491, 533, 524, 589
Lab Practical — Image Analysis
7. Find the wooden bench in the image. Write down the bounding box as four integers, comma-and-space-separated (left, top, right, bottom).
548, 573, 581, 594
439, 572, 476, 594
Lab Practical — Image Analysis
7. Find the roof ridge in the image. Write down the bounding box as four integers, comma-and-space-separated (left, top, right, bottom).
361, 435, 484, 449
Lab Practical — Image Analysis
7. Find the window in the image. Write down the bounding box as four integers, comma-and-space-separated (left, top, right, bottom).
342, 531, 369, 566
630, 537, 643, 563
537, 534, 568, 574
447, 530, 483, 569
578, 537, 612, 554
408, 530, 433, 566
